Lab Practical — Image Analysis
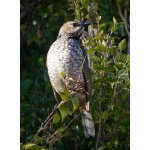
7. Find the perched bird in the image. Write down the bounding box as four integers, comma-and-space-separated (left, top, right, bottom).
46, 20, 95, 138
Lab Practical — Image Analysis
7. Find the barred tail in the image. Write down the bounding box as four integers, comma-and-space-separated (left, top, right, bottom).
80, 107, 95, 138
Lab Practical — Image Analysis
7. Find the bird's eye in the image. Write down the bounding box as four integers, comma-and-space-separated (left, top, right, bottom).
73, 23, 78, 27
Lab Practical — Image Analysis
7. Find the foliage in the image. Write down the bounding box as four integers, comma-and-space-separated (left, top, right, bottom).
85, 17, 130, 149
20, 0, 130, 149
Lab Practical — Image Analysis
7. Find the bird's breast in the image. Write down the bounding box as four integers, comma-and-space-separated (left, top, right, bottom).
47, 37, 85, 93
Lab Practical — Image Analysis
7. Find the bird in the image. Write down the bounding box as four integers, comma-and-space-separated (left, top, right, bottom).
46, 20, 95, 138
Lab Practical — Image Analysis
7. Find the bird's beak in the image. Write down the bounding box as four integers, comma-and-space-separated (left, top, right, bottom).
79, 20, 92, 27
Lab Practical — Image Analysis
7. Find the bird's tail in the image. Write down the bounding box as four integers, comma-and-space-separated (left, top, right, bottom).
80, 102, 95, 138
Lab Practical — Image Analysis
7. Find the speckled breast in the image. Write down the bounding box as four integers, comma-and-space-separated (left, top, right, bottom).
47, 36, 85, 93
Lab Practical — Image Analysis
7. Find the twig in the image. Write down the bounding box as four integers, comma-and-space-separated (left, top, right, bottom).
32, 101, 65, 142
20, 1, 39, 20
116, 0, 130, 36
96, 118, 101, 149
46, 114, 80, 144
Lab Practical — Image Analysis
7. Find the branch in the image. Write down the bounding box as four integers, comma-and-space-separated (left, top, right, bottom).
96, 114, 101, 149
88, 0, 94, 22
116, 0, 130, 36
32, 101, 65, 142
20, 1, 39, 20
46, 114, 80, 144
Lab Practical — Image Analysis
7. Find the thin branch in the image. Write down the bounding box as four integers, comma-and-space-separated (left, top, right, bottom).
116, 0, 130, 36
96, 111, 101, 149
88, 0, 93, 22
46, 114, 80, 144
95, 75, 104, 149
20, 1, 39, 20
32, 101, 65, 142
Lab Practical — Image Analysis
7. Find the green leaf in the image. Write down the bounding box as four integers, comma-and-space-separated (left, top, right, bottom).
115, 62, 124, 69
71, 96, 79, 111
87, 48, 96, 55
33, 135, 45, 143
117, 69, 125, 76
52, 112, 60, 124
37, 57, 44, 66
102, 110, 109, 121
43, 13, 48, 18
107, 46, 116, 52
24, 143, 36, 149
104, 66, 116, 72
114, 113, 120, 121
99, 23, 106, 28
119, 54, 128, 63
107, 103, 114, 110
91, 55, 101, 61
113, 16, 117, 24
98, 146, 107, 150
96, 44, 106, 52
37, 117, 42, 123
31, 145, 42, 150
96, 16, 102, 21
103, 124, 111, 133
93, 64, 105, 70
20, 127, 25, 133
59, 89, 70, 101
56, 127, 66, 132
48, 4, 53, 13
110, 26, 118, 32
111, 82, 115, 89
59, 71, 66, 79
118, 39, 126, 50
94, 35, 103, 40
113, 139, 119, 147
58, 103, 69, 122
93, 64, 115, 72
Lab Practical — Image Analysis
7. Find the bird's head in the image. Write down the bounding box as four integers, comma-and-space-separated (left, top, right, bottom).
57, 20, 92, 39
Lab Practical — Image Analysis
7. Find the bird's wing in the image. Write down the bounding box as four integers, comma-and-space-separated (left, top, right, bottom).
52, 87, 62, 101
81, 45, 92, 102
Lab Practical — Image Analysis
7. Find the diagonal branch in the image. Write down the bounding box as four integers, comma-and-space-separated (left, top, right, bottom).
116, 0, 130, 36
46, 114, 80, 144
32, 101, 65, 142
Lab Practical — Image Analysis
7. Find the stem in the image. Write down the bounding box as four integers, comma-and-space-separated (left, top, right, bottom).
46, 114, 80, 144
116, 0, 130, 37
31, 101, 65, 142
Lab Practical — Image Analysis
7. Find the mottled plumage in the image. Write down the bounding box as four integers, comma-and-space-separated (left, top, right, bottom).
46, 21, 95, 138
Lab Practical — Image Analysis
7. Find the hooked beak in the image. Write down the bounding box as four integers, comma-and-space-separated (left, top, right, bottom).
78, 20, 92, 27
